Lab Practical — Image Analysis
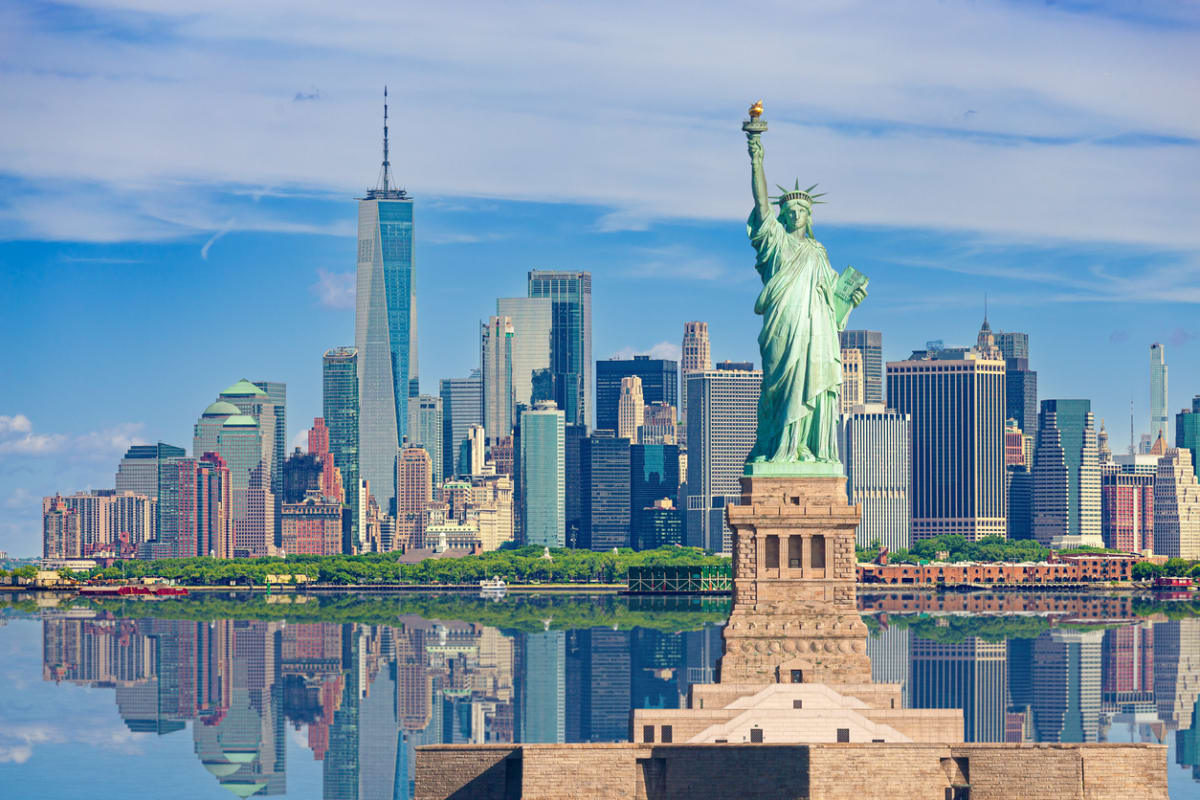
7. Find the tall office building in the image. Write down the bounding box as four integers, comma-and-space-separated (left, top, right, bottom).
839, 330, 883, 405
616, 376, 644, 441
356, 92, 416, 518
680, 321, 711, 424
528, 270, 591, 426
887, 345, 1007, 541
406, 395, 443, 487
440, 370, 482, 479
520, 403, 566, 547
1154, 448, 1200, 559
630, 443, 681, 550
252, 380, 287, 498
685, 367, 762, 553
1150, 343, 1168, 446
1007, 466, 1034, 540
1032, 399, 1102, 548
1176, 396, 1200, 479
323, 346, 358, 553
1101, 472, 1154, 552
997, 331, 1037, 438
596, 356, 678, 433
580, 430, 631, 550
839, 348, 864, 415
149, 454, 233, 559
564, 423, 587, 547
837, 404, 911, 551
481, 315, 515, 444
497, 297, 552, 410
115, 442, 185, 540
115, 442, 186, 502
395, 446, 432, 550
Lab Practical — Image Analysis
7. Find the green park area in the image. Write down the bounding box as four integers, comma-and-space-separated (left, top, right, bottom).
0, 544, 728, 587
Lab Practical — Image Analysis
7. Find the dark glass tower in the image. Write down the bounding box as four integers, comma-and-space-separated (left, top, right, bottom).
323, 346, 359, 553
580, 430, 631, 550
595, 356, 679, 433
528, 271, 592, 427
630, 443, 681, 550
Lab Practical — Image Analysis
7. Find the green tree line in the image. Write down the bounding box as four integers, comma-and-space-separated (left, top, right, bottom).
0, 545, 728, 587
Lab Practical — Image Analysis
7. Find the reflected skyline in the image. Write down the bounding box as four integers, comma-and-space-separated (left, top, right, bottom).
14, 595, 1200, 797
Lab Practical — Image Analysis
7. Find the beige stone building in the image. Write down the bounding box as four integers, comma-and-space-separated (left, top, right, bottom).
839, 347, 863, 415
618, 375, 645, 441
1154, 447, 1200, 558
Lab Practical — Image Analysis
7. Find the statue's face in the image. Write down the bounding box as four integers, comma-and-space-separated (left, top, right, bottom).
781, 199, 810, 234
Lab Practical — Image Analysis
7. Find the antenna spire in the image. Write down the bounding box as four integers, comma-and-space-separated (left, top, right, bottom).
382, 86, 391, 193
984, 292, 988, 325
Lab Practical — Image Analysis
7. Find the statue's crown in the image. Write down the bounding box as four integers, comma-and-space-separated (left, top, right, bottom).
772, 180, 827, 206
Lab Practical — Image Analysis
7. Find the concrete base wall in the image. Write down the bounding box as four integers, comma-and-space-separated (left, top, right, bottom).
415, 742, 1167, 800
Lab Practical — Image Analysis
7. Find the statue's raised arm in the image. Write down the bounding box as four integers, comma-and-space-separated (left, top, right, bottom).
745, 101, 772, 226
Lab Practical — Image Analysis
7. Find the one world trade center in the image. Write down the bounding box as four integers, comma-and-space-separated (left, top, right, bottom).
356, 87, 417, 517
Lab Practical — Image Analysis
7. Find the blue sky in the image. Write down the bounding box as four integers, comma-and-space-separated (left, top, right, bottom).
2, 0, 1200, 556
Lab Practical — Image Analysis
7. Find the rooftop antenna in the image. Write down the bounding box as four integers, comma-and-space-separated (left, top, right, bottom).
381, 86, 391, 193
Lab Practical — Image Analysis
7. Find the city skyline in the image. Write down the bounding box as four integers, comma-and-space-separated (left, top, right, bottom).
4, 2, 1200, 556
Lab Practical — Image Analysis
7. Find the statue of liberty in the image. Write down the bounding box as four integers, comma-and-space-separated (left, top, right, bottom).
742, 102, 867, 475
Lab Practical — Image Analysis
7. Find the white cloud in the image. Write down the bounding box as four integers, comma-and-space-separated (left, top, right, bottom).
4, 488, 33, 509
608, 341, 682, 362
0, 416, 144, 459
0, 1, 1196, 248
0, 415, 33, 435
290, 429, 309, 453
311, 269, 355, 309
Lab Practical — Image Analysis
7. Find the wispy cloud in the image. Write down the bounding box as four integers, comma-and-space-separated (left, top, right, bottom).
0, 722, 146, 764
0, 1, 1196, 249
0, 415, 144, 459
311, 268, 355, 309
200, 218, 235, 260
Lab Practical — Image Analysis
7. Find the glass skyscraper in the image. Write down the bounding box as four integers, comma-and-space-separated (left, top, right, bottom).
528, 271, 591, 427
580, 430, 631, 550
323, 346, 358, 552
497, 297, 552, 411
356, 98, 415, 517
1032, 399, 1102, 548
520, 403, 565, 547
440, 370, 482, 479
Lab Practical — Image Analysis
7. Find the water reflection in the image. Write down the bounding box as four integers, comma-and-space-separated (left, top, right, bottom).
16, 594, 1200, 795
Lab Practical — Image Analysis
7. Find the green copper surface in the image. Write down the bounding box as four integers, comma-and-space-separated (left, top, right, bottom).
742, 110, 866, 477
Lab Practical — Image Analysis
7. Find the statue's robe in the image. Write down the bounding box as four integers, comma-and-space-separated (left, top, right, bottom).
746, 210, 845, 462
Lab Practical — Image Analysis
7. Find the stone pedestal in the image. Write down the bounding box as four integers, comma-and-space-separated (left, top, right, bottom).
719, 475, 873, 685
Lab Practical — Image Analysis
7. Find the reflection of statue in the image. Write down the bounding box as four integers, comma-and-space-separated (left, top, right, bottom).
743, 103, 867, 475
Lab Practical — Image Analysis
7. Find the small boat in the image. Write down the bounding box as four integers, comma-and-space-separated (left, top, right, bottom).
479, 576, 507, 600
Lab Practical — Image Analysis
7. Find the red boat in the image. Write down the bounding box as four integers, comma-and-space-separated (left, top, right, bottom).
79, 585, 189, 597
